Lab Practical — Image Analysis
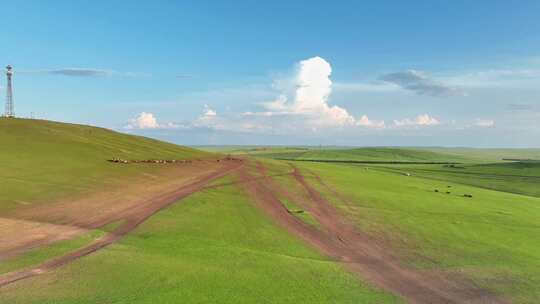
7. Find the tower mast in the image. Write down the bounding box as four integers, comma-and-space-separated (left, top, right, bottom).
5, 65, 14, 118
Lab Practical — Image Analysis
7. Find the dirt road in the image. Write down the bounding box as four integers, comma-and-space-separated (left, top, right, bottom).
237, 161, 506, 304
0, 159, 243, 287
0, 158, 507, 303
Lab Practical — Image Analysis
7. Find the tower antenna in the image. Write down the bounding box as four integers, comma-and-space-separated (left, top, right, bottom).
4, 65, 14, 118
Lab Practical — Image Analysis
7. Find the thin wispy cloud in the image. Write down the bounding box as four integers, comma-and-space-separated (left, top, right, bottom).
443, 69, 540, 89
507, 103, 540, 112
474, 119, 495, 128
176, 74, 196, 79
48, 68, 113, 77
333, 81, 399, 92
19, 68, 150, 78
379, 70, 466, 97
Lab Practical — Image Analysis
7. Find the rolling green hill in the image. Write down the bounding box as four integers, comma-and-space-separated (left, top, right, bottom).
0, 118, 211, 211
419, 147, 540, 162
257, 147, 474, 163
207, 146, 540, 164
0, 120, 396, 303
2, 121, 538, 303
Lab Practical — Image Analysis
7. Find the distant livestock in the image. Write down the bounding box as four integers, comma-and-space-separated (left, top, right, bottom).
107, 157, 240, 164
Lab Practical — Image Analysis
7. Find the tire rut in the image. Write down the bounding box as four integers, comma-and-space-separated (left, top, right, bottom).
0, 160, 243, 288
238, 160, 507, 304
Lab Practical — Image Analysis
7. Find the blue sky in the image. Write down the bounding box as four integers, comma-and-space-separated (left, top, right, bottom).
2, 1, 539, 147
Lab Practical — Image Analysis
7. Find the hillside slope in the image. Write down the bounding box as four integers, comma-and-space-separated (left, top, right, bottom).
0, 120, 397, 303
421, 147, 540, 162
0, 118, 211, 211
258, 147, 474, 163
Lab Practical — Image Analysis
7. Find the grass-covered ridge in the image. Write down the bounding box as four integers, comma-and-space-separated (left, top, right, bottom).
255, 147, 474, 163
0, 118, 211, 211
202, 146, 540, 164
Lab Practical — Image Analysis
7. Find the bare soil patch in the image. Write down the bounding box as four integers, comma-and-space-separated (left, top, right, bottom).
7, 161, 222, 229
0, 218, 86, 260
0, 159, 243, 287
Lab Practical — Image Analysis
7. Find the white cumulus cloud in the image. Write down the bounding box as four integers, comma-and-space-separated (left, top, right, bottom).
202, 104, 217, 117
393, 114, 440, 127
125, 112, 181, 129
256, 56, 383, 128
125, 112, 159, 129
356, 115, 385, 128
194, 104, 228, 130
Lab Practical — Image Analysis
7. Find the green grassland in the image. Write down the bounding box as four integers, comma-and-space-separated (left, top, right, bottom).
0, 118, 210, 212
0, 119, 396, 303
0, 230, 105, 275
216, 145, 540, 164
295, 161, 540, 303
248, 147, 476, 163
2, 119, 538, 303
0, 175, 398, 304
420, 147, 540, 162
370, 162, 540, 198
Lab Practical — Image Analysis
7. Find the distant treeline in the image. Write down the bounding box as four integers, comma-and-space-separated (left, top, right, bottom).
502, 158, 540, 163
274, 158, 462, 165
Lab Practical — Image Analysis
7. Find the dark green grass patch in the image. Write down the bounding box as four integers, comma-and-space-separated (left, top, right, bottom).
258, 147, 473, 163
422, 147, 540, 162
279, 197, 320, 228
370, 162, 540, 197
